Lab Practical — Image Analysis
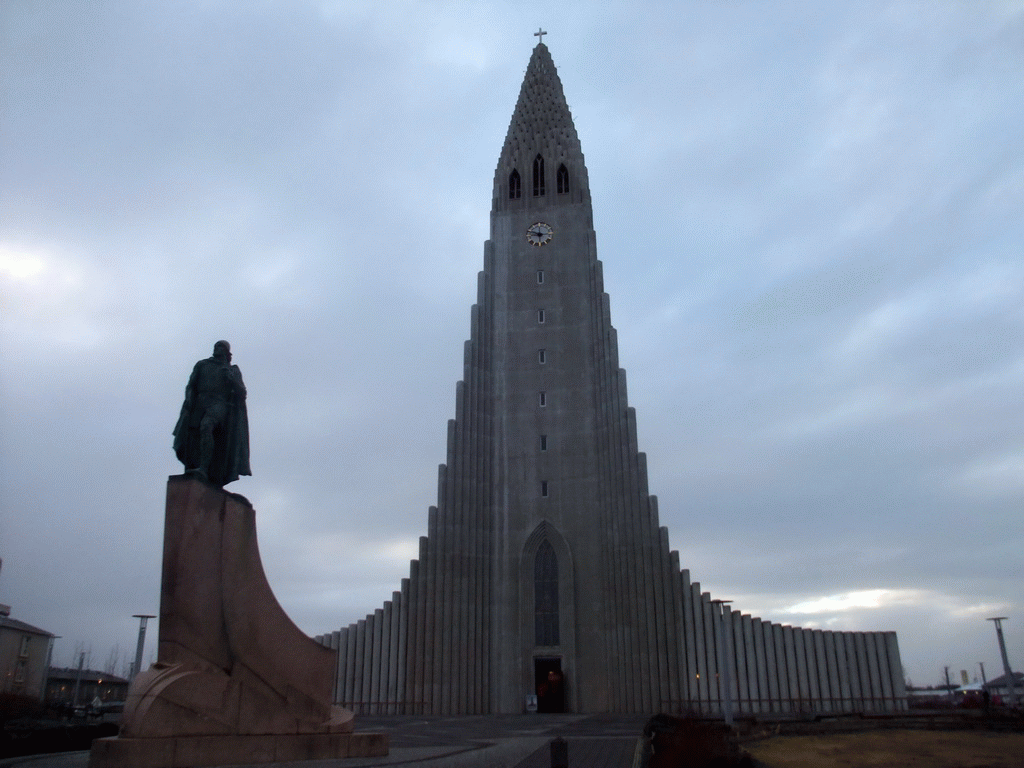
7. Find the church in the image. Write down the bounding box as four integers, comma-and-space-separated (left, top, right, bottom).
318, 40, 906, 716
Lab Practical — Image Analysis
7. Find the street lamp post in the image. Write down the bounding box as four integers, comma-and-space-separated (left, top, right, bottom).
131, 614, 156, 680
987, 617, 1019, 707
72, 651, 85, 707
43, 636, 60, 703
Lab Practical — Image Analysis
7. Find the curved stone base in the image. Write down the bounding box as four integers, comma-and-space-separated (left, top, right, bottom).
90, 476, 385, 767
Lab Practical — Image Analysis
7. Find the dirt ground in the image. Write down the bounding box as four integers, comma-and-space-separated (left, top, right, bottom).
744, 729, 1024, 768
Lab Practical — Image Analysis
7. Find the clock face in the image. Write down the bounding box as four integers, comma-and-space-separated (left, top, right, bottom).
526, 222, 554, 246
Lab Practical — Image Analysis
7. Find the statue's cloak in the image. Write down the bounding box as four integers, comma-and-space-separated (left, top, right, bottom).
173, 359, 251, 487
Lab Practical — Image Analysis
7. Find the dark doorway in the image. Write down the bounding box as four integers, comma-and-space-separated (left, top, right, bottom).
535, 657, 565, 713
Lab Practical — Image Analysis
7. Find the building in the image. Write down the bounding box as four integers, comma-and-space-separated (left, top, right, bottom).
0, 607, 54, 701
44, 667, 130, 706
984, 672, 1023, 706
319, 40, 906, 716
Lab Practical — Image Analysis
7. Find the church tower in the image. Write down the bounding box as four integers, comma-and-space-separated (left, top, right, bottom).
320, 41, 906, 716
484, 39, 669, 713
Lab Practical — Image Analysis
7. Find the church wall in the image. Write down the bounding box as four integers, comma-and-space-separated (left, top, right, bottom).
317, 42, 906, 718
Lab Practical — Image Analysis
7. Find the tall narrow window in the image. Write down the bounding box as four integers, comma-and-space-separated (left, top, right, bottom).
537, 270, 545, 284
556, 163, 569, 194
509, 169, 521, 199
532, 154, 546, 196
539, 391, 546, 407
540, 434, 547, 451
535, 541, 559, 646
541, 480, 549, 497
537, 308, 545, 323
538, 349, 546, 364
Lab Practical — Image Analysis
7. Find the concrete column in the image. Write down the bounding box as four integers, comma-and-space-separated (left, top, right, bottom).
701, 593, 719, 715
690, 583, 708, 711
605, 360, 633, 712
885, 633, 907, 711
803, 629, 820, 711
741, 615, 757, 713
336, 627, 349, 707
865, 632, 884, 711
345, 621, 358, 711
648, 511, 672, 711
853, 632, 871, 710
624, 404, 654, 712
415, 535, 431, 715
407, 557, 423, 713
330, 629, 342, 703
660, 528, 682, 712
457, 355, 475, 715
841, 633, 861, 710
838, 633, 857, 712
425, 505, 441, 715
792, 627, 810, 713
393, 581, 405, 716
590, 279, 619, 710
822, 631, 840, 712
813, 630, 830, 712
872, 633, 894, 711
378, 606, 389, 712
365, 611, 379, 712
752, 618, 767, 714
333, 627, 343, 706
475, 260, 493, 715
761, 622, 779, 713
645, 506, 666, 711
782, 626, 798, 712
351, 619, 366, 712
437, 423, 456, 715
679, 568, 696, 708
731, 612, 747, 714
466, 327, 482, 715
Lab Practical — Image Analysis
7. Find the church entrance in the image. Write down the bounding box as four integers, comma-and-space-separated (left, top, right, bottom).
534, 657, 565, 713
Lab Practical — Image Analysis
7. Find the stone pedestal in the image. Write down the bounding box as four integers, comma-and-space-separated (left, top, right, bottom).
89, 476, 387, 767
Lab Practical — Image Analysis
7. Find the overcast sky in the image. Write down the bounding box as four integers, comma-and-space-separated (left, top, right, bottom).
2, 1, 1022, 689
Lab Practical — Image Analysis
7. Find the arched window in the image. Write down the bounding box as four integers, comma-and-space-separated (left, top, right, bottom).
532, 154, 546, 196
556, 164, 569, 194
534, 541, 559, 646
509, 169, 521, 199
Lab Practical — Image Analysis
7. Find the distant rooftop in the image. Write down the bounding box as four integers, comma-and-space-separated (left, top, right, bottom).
0, 614, 53, 636
47, 667, 129, 684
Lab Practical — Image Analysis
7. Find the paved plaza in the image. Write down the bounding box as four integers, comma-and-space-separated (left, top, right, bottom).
0, 714, 650, 768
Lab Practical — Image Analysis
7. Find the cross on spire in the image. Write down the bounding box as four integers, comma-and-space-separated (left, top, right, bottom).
534, 28, 547, 44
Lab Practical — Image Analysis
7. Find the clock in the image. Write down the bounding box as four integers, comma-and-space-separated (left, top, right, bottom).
526, 222, 554, 246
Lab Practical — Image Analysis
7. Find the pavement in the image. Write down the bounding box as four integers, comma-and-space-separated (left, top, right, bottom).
0, 714, 650, 768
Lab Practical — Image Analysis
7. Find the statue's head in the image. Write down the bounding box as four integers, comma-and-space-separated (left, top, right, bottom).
213, 340, 231, 361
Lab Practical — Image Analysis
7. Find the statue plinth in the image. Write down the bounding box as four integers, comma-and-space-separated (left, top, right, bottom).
90, 476, 387, 767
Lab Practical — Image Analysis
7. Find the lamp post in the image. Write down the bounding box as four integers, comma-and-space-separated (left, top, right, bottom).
711, 600, 734, 725
72, 651, 85, 707
43, 635, 60, 703
131, 614, 156, 680
987, 617, 1019, 707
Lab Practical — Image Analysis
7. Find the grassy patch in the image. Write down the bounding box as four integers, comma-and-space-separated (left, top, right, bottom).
745, 729, 1024, 768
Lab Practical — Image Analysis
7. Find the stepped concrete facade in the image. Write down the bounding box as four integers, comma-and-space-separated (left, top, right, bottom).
318, 42, 907, 716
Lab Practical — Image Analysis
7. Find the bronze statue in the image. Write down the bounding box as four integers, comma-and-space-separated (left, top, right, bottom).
173, 340, 251, 487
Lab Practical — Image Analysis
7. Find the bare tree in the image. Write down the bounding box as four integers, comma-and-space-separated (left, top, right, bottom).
71, 641, 92, 671
104, 644, 122, 675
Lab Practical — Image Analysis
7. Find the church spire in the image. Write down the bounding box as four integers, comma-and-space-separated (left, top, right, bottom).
493, 42, 590, 211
